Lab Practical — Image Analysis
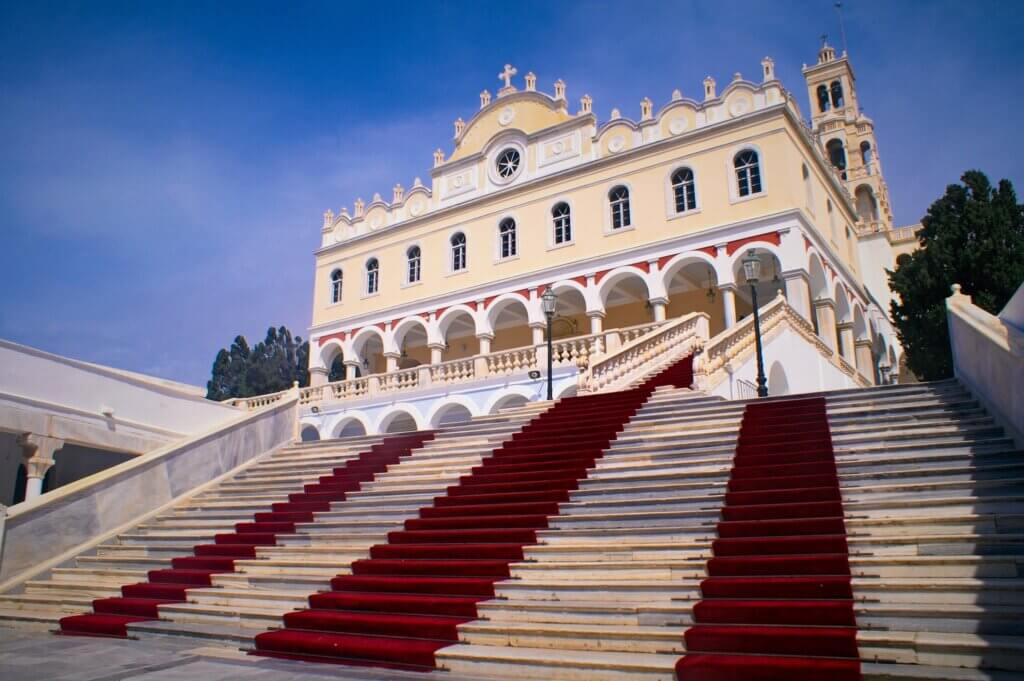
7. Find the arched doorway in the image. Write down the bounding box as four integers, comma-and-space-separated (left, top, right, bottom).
438, 308, 479, 361
599, 269, 653, 331
487, 296, 533, 352
663, 258, 725, 335
300, 425, 321, 442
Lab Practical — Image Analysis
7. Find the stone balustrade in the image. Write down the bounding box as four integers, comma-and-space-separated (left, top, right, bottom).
696, 292, 871, 392
579, 312, 710, 393
228, 388, 293, 411
297, 320, 667, 408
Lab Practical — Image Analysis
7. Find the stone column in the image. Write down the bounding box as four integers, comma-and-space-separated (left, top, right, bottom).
782, 271, 813, 323
531, 323, 545, 346
310, 366, 329, 387
428, 343, 445, 365
854, 339, 875, 383
477, 334, 494, 355
813, 298, 839, 352
720, 284, 738, 329
343, 360, 361, 380
837, 322, 856, 364
587, 312, 605, 354
649, 297, 668, 323
16, 434, 62, 502
384, 353, 400, 373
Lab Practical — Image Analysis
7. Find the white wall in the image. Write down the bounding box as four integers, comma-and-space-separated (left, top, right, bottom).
709, 326, 859, 400
947, 285, 1024, 446
0, 339, 240, 448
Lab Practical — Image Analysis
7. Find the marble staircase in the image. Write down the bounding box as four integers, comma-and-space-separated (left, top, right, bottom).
437, 380, 1024, 681
0, 401, 546, 638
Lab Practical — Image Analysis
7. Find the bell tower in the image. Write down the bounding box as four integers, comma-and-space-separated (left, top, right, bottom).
802, 40, 893, 235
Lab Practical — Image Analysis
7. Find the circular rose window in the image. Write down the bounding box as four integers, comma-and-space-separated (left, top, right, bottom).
496, 148, 521, 179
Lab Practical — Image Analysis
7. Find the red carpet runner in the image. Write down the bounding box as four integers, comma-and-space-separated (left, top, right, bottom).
674, 396, 861, 680
58, 431, 434, 637
251, 355, 695, 670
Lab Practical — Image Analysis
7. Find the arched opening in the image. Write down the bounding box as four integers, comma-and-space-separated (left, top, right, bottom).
830, 80, 844, 108
490, 393, 529, 414
548, 284, 588, 341
834, 286, 853, 361
807, 254, 829, 337
352, 330, 385, 375
599, 271, 653, 331
557, 383, 578, 399
334, 417, 367, 438
300, 425, 321, 442
488, 297, 532, 352
855, 185, 879, 223
768, 361, 790, 396
816, 84, 831, 113
393, 319, 430, 369
438, 309, 479, 361
433, 403, 473, 428
826, 139, 847, 180
731, 249, 784, 322
664, 259, 726, 335
860, 141, 874, 175
382, 411, 418, 434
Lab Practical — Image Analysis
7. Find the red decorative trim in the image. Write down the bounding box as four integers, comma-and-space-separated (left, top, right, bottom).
803, 236, 812, 251
632, 261, 651, 273
658, 254, 675, 270
317, 331, 346, 347
699, 245, 717, 258
572, 275, 587, 286
593, 269, 610, 285
726, 232, 782, 256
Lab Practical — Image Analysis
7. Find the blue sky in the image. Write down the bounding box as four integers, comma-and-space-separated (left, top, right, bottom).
1, 1, 1021, 386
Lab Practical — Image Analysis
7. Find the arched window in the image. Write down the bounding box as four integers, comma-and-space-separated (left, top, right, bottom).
365, 258, 379, 294
826, 139, 847, 180
816, 84, 831, 113
671, 168, 696, 213
830, 80, 844, 108
450, 232, 467, 271
552, 202, 572, 244
609, 185, 631, 229
734, 150, 762, 197
406, 246, 421, 284
330, 269, 343, 304
499, 218, 517, 258
827, 199, 837, 240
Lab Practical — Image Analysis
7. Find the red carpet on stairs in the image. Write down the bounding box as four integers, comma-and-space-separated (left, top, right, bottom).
675, 396, 862, 681
57, 431, 434, 638
251, 355, 696, 670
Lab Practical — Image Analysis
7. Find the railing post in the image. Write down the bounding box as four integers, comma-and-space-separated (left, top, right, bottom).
367, 375, 381, 396
417, 365, 432, 388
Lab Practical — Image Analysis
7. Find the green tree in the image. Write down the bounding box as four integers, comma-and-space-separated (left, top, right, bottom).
889, 170, 1024, 380
206, 326, 310, 400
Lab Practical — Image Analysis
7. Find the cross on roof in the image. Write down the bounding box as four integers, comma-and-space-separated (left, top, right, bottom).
498, 64, 518, 89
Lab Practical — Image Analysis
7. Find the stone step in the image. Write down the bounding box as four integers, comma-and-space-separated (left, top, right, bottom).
437, 642, 678, 681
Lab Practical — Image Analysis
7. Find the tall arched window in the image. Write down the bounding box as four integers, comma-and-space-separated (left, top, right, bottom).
499, 218, 517, 258
802, 164, 813, 209
450, 232, 467, 271
365, 258, 379, 294
830, 80, 844, 108
671, 168, 696, 213
734, 150, 762, 197
609, 185, 631, 229
330, 269, 343, 304
552, 202, 572, 244
406, 246, 421, 284
816, 84, 831, 113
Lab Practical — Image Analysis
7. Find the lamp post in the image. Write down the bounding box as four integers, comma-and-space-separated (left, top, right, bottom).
742, 250, 769, 398
541, 286, 557, 400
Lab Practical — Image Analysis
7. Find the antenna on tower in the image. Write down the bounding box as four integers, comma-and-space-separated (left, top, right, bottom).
834, 2, 849, 54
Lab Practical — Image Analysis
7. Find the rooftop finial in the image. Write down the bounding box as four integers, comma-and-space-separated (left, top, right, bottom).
525, 71, 537, 91
579, 94, 592, 115
480, 89, 491, 108
553, 79, 566, 100
498, 64, 518, 96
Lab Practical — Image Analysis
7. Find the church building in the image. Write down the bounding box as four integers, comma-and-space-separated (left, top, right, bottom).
300, 44, 905, 438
